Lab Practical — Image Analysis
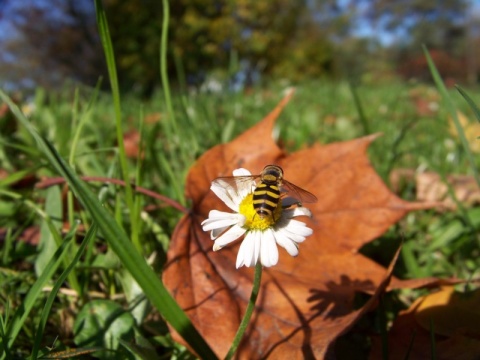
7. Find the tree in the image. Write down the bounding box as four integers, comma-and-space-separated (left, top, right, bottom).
361, 0, 472, 81
103, 0, 312, 91
365, 0, 467, 51
1, 0, 106, 91
0, 0, 343, 94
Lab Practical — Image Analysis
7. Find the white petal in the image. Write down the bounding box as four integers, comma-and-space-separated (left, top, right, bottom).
232, 168, 256, 199
213, 224, 246, 250
201, 210, 243, 231
276, 226, 307, 244
272, 217, 313, 250
232, 168, 251, 177
283, 206, 312, 219
252, 232, 261, 266
210, 181, 239, 211
273, 228, 299, 257
211, 227, 229, 239
235, 235, 250, 268
236, 231, 260, 268
209, 168, 256, 211
284, 219, 313, 238
260, 229, 279, 267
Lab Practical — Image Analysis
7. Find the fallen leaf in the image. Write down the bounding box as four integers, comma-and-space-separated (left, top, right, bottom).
418, 172, 480, 209
449, 110, 480, 153
370, 286, 480, 360
408, 85, 440, 117
163, 92, 437, 358
0, 226, 40, 246
0, 169, 37, 189
389, 168, 416, 194
415, 286, 480, 337
144, 112, 162, 124
390, 169, 480, 210
123, 130, 142, 159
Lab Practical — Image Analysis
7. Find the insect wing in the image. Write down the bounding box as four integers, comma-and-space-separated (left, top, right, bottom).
281, 180, 318, 203
211, 175, 259, 193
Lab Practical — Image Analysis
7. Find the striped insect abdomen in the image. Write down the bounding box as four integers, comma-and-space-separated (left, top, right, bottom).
252, 182, 281, 218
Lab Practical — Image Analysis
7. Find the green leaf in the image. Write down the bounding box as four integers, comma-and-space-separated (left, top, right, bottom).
30, 224, 97, 360
118, 269, 149, 326
119, 336, 162, 360
35, 185, 62, 275
74, 299, 135, 359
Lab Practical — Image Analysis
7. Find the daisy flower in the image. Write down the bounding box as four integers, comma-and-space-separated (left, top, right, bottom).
201, 168, 313, 268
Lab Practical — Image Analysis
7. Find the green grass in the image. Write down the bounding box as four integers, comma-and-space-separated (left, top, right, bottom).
1, 77, 480, 358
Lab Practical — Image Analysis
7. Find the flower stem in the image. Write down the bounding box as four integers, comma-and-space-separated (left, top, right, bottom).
225, 262, 263, 360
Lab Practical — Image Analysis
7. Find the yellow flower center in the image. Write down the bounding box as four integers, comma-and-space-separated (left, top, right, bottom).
239, 193, 283, 230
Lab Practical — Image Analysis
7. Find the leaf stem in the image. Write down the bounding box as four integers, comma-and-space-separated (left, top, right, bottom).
225, 262, 263, 360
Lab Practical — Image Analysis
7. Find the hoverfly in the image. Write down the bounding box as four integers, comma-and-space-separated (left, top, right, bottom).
212, 164, 317, 220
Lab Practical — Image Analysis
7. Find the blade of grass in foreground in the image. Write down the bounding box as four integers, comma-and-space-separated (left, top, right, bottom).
159, 0, 187, 204
423, 46, 480, 187
423, 46, 479, 246
456, 86, 480, 123
348, 81, 370, 135
456, 85, 480, 185
30, 224, 97, 360
94, 0, 134, 216
0, 91, 217, 360
160, 0, 177, 134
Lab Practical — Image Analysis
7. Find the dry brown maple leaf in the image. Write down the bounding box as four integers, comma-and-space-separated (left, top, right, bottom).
390, 168, 480, 210
370, 286, 480, 360
162, 92, 438, 358
449, 110, 480, 153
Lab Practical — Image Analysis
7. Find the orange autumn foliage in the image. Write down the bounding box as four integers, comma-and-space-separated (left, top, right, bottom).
370, 286, 480, 359
162, 92, 449, 358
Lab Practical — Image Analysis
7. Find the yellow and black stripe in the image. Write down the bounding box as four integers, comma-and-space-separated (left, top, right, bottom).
211, 164, 317, 222
252, 182, 281, 218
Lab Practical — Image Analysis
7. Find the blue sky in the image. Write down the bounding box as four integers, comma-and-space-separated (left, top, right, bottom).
353, 0, 480, 45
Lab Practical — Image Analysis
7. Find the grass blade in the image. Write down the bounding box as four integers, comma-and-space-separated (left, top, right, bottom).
456, 85, 480, 125
160, 0, 178, 136
94, 0, 134, 212
30, 223, 96, 359
2, 221, 75, 356
348, 81, 370, 135
423, 46, 480, 187
0, 90, 217, 360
